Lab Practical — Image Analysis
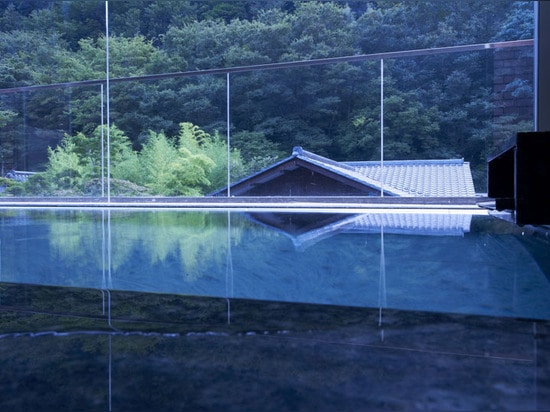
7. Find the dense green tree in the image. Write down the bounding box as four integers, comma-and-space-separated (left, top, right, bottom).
34, 124, 133, 194
0, 108, 16, 128
45, 139, 91, 192
139, 130, 183, 194
0, 0, 535, 194
493, 1, 534, 41
137, 123, 240, 195
62, 35, 180, 143
0, 106, 18, 173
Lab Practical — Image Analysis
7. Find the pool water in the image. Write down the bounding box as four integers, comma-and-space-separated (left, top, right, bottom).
0, 208, 549, 411
1, 209, 549, 319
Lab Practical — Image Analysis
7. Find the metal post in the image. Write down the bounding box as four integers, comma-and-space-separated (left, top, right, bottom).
226, 73, 231, 196
535, 1, 550, 131
380, 59, 385, 197
101, 84, 105, 198
105, 1, 111, 203
226, 211, 233, 324
101, 209, 106, 289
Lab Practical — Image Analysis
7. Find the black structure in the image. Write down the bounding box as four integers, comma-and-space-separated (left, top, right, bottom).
488, 131, 550, 225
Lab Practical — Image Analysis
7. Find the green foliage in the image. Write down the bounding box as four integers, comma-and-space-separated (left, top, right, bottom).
24, 122, 248, 196
171, 123, 218, 194
21, 173, 51, 196
201, 130, 247, 191
0, 1, 536, 193
0, 176, 25, 196
493, 2, 534, 41
138, 131, 181, 195
31, 124, 135, 195
111, 151, 142, 185
0, 109, 16, 128
45, 140, 90, 192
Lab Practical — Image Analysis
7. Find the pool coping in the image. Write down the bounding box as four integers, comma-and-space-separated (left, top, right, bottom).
0, 196, 489, 211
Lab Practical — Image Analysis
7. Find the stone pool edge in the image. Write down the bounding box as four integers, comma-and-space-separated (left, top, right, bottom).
0, 196, 488, 211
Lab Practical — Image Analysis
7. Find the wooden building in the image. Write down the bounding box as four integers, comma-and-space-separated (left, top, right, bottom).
211, 147, 476, 197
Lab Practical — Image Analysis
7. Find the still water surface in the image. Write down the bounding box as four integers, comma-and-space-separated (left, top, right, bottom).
1, 208, 549, 320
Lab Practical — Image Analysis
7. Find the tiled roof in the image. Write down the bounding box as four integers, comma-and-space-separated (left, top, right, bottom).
347, 159, 476, 197
294, 147, 476, 197
291, 147, 409, 196
210, 147, 477, 197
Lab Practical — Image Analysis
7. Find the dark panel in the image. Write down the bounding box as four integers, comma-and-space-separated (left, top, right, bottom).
488, 131, 550, 225
488, 147, 514, 201
516, 132, 550, 225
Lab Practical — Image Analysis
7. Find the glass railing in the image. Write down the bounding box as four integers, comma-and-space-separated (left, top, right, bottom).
0, 1, 534, 201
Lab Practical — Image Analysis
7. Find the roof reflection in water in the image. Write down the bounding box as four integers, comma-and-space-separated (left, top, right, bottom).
245, 211, 473, 250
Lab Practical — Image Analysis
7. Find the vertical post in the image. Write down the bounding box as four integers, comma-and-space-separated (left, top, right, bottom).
535, 1, 550, 131
22, 93, 27, 170
108, 335, 112, 412
101, 210, 106, 289
101, 84, 105, 198
226, 73, 231, 197
380, 59, 385, 197
105, 1, 111, 203
67, 88, 72, 136
378, 225, 386, 329
535, 1, 539, 130
226, 211, 233, 325
107, 209, 112, 289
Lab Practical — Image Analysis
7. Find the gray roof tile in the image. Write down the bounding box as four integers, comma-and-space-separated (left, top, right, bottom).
292, 148, 476, 197
343, 159, 476, 197
293, 148, 476, 197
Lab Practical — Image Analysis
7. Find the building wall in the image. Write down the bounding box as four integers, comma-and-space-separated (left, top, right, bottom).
493, 47, 534, 120
232, 167, 379, 196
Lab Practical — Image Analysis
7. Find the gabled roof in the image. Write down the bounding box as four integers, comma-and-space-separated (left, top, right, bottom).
289, 147, 408, 196
211, 147, 476, 197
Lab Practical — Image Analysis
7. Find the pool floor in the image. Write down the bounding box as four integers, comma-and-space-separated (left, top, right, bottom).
0, 283, 548, 411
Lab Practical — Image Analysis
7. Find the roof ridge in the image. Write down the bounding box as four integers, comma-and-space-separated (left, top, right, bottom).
293, 146, 356, 171
345, 158, 466, 166
292, 147, 409, 196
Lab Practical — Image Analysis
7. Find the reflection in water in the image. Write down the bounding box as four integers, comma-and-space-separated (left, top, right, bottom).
47, 210, 236, 283
378, 225, 386, 332
0, 283, 546, 412
0, 209, 549, 319
247, 211, 473, 250
102, 210, 112, 290
226, 211, 233, 324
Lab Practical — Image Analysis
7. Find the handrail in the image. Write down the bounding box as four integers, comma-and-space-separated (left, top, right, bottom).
0, 39, 534, 94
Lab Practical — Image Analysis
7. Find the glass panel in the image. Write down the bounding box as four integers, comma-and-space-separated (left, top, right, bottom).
0, 4, 546, 410
0, 1, 535, 199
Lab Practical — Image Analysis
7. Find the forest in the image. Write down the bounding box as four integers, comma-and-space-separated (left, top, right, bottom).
0, 0, 535, 196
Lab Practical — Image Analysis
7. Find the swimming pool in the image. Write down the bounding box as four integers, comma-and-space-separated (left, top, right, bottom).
1, 208, 549, 320
0, 207, 549, 411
